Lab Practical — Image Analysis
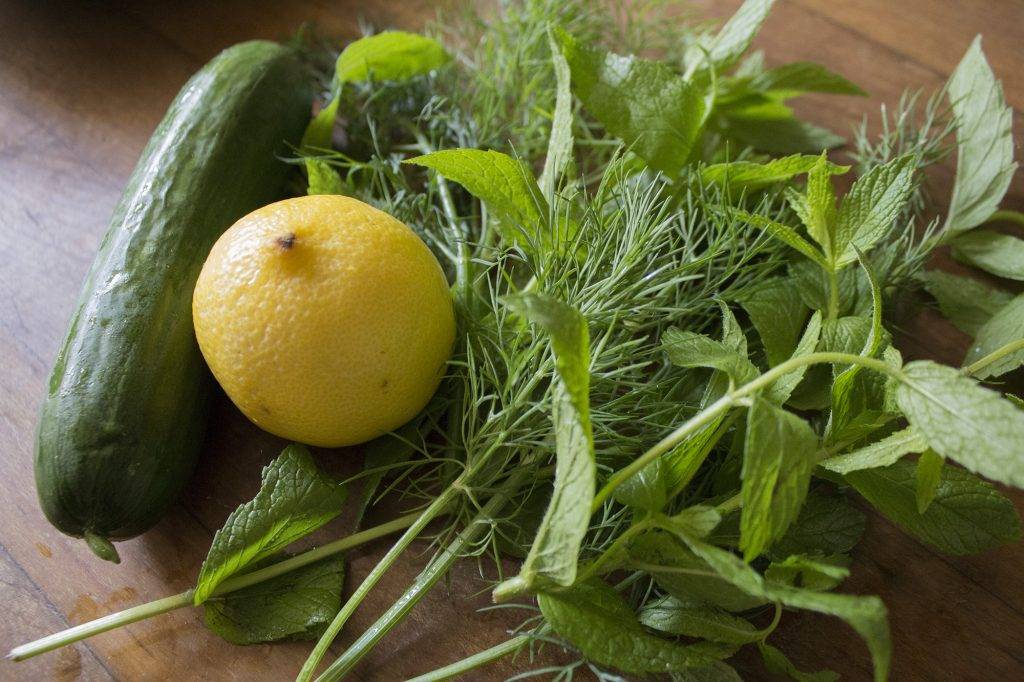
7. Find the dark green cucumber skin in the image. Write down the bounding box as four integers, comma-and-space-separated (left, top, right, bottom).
35, 41, 312, 546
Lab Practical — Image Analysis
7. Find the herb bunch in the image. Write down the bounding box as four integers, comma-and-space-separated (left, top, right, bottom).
11, 1, 1022, 680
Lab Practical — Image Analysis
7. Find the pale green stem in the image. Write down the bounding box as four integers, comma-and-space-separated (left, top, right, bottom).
7, 513, 420, 662
827, 267, 841, 321
592, 351, 901, 510
962, 338, 1024, 377
314, 466, 535, 682
985, 209, 1024, 227
297, 484, 463, 681
404, 635, 532, 682
7, 592, 194, 663
411, 130, 473, 304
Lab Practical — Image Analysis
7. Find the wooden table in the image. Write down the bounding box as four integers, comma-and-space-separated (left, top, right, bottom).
1, 1, 1021, 679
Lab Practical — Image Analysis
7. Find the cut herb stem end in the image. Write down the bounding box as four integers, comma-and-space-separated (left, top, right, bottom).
7, 511, 421, 662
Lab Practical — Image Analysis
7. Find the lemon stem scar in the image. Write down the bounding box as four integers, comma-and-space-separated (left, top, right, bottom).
275, 232, 297, 250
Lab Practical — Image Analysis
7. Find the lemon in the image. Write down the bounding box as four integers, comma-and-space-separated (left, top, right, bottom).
192, 194, 455, 447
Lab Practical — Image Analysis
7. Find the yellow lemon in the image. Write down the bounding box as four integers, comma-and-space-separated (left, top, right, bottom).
192, 194, 455, 447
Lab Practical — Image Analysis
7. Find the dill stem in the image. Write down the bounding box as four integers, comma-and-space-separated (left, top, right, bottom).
962, 338, 1024, 377
314, 466, 535, 682
297, 484, 462, 681
405, 634, 532, 682
592, 351, 903, 510
410, 129, 473, 304
6, 512, 421, 662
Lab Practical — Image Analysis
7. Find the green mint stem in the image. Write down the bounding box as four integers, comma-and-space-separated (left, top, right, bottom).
297, 481, 463, 681
411, 129, 474, 304
314, 466, 535, 682
7, 591, 194, 662
404, 634, 533, 682
827, 268, 841, 321
7, 512, 421, 663
985, 209, 1024, 227
592, 351, 901, 509
962, 338, 1024, 377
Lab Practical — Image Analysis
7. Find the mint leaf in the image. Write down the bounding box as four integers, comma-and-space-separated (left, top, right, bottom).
305, 158, 344, 195
719, 300, 748, 355
663, 328, 760, 385
669, 505, 726, 539
951, 230, 1024, 281
944, 37, 1016, 236
897, 360, 1024, 487
740, 397, 819, 560
335, 31, 449, 83
557, 29, 705, 175
203, 556, 344, 645
791, 153, 839, 251
759, 642, 839, 682
750, 62, 866, 97
194, 446, 347, 605
735, 278, 810, 366
613, 457, 669, 512
788, 314, 875, 412
354, 426, 418, 528
846, 459, 1021, 554
832, 155, 915, 267
302, 31, 449, 151
691, 0, 775, 74
770, 491, 866, 558
497, 294, 593, 593
672, 533, 890, 681
673, 661, 744, 682
628, 532, 767, 612
405, 149, 548, 245
640, 596, 764, 644
788, 259, 862, 317
920, 270, 1014, 336
767, 311, 822, 405
537, 579, 732, 674
701, 154, 848, 194
819, 426, 928, 474
722, 107, 845, 154
301, 95, 341, 150
828, 254, 887, 440
729, 209, 828, 267
661, 414, 732, 494
765, 553, 851, 592
627, 305, 743, 499
539, 31, 574, 201
821, 316, 876, 359
915, 450, 944, 514
965, 292, 1024, 378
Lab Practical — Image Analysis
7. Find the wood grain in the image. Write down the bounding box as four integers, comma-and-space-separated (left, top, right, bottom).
0, 1, 1021, 680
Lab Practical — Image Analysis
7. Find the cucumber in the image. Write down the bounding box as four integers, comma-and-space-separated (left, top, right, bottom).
35, 41, 312, 562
